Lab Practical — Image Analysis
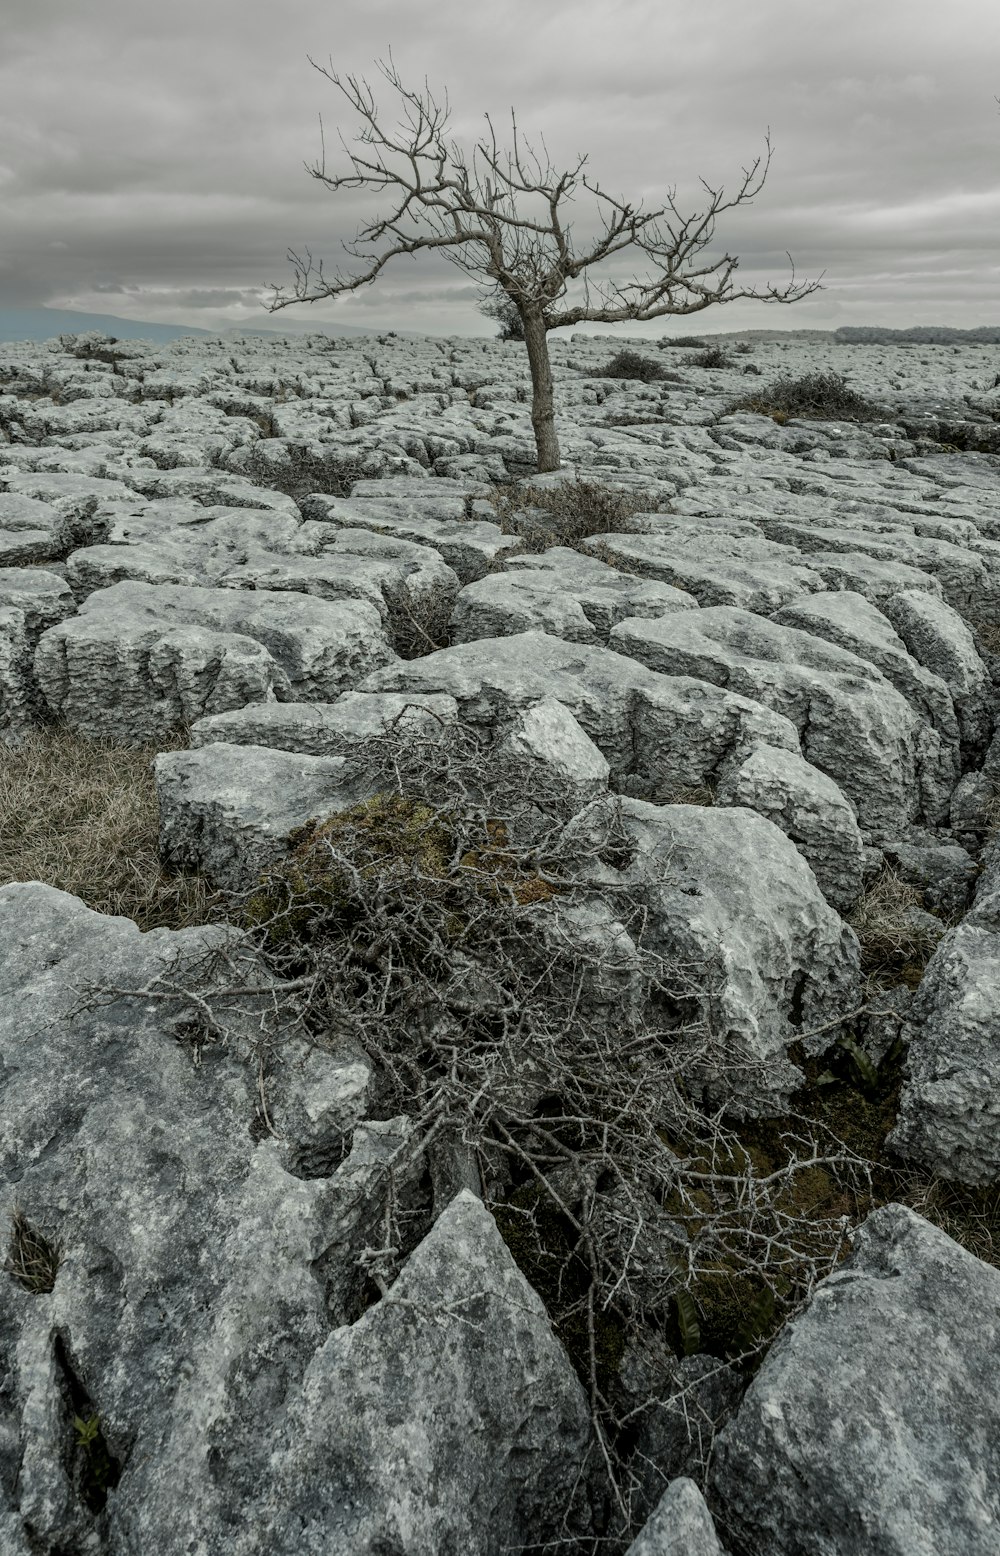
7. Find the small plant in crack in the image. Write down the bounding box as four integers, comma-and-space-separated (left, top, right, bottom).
72, 1413, 116, 1511
4, 1205, 60, 1294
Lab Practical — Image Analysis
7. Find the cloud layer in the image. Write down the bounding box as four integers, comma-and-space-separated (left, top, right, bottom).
2, 0, 998, 336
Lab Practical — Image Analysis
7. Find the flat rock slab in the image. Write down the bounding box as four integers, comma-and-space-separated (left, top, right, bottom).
773, 590, 961, 745
191, 691, 461, 758
453, 545, 697, 646
806, 549, 947, 604
753, 515, 1000, 623
584, 527, 825, 612
610, 606, 954, 841
711, 1205, 1000, 1555
33, 582, 398, 744
301, 492, 523, 582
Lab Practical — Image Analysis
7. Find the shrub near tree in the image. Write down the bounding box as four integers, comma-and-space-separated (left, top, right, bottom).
268, 51, 821, 470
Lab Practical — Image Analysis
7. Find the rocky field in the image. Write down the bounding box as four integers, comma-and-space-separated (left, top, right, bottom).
2, 325, 1000, 1554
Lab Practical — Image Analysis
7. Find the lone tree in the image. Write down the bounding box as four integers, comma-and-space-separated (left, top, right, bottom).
269, 53, 822, 471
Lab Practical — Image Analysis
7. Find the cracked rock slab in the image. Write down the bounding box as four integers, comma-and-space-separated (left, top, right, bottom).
610, 606, 954, 840
33, 581, 398, 744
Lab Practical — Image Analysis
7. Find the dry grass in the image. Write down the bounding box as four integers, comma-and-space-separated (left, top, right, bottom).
483, 476, 665, 554
0, 725, 228, 931
4, 1204, 61, 1295
846, 869, 942, 985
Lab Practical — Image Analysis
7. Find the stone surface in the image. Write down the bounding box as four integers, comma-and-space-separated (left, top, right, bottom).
558, 796, 861, 1110
34, 581, 397, 743
610, 606, 955, 839
711, 1205, 1000, 1556
190, 690, 461, 757
626, 1478, 725, 1556
0, 886, 597, 1556
716, 743, 866, 912
155, 741, 369, 892
889, 853, 1000, 1182
5, 326, 1000, 1554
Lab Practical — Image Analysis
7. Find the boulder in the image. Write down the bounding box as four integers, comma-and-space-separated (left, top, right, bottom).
716, 743, 866, 913
265, 1191, 598, 1555
711, 1206, 1000, 1556
557, 796, 861, 1111
0, 886, 596, 1556
610, 606, 955, 840
155, 742, 368, 892
626, 1478, 725, 1556
34, 582, 398, 744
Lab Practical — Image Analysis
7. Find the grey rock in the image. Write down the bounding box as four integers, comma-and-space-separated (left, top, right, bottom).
496, 696, 611, 812
359, 629, 802, 806
773, 589, 961, 748
889, 920, 1000, 1183
558, 796, 861, 1110
34, 582, 397, 744
301, 491, 523, 582
711, 1205, 1000, 1556
0, 570, 78, 740
610, 606, 954, 840
949, 768, 997, 842
806, 549, 947, 604
452, 544, 697, 646
716, 743, 865, 912
190, 690, 460, 757
626, 1478, 725, 1556
881, 587, 994, 754
155, 742, 368, 892
264, 1190, 598, 1555
1, 884, 595, 1555
584, 526, 825, 612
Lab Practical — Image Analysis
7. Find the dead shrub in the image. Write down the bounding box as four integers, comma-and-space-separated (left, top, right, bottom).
0, 725, 227, 931
483, 477, 664, 553
723, 370, 886, 424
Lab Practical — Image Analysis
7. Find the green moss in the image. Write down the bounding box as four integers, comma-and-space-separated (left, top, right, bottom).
242, 795, 559, 953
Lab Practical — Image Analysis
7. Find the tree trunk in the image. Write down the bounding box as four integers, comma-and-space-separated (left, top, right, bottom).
521, 308, 561, 472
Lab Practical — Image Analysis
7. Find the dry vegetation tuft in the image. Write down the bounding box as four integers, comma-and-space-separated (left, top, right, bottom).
483, 476, 666, 554
846, 869, 943, 984
0, 726, 228, 931
4, 1204, 61, 1295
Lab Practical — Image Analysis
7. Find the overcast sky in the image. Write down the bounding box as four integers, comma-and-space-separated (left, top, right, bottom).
2, 0, 998, 339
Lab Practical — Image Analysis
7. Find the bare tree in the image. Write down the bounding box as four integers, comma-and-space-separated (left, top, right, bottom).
268, 52, 822, 471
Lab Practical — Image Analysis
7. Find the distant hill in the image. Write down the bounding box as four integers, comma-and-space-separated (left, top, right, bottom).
0, 308, 215, 345
833, 325, 1000, 345
0, 307, 443, 346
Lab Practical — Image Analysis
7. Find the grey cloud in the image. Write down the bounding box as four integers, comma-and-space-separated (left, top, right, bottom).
1, 0, 997, 335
